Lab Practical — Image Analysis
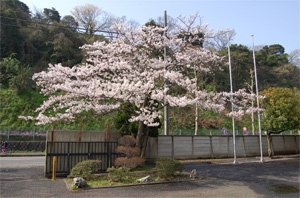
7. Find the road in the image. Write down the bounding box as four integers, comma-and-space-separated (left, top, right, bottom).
0, 156, 45, 168
0, 156, 299, 197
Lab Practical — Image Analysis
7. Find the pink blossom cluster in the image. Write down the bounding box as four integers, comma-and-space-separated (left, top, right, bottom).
19, 20, 262, 126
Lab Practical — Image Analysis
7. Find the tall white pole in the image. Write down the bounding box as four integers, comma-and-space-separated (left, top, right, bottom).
251, 35, 264, 162
163, 11, 169, 135
227, 33, 238, 164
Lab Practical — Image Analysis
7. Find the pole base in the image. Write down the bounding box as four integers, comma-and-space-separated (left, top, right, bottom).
233, 159, 239, 164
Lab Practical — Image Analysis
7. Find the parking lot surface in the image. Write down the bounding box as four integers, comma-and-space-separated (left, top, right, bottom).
0, 155, 299, 197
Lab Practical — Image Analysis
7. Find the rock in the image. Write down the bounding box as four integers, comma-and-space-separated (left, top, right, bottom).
138, 175, 152, 183
190, 169, 198, 179
72, 177, 87, 188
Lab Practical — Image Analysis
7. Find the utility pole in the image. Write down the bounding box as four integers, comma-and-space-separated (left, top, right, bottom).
163, 10, 169, 135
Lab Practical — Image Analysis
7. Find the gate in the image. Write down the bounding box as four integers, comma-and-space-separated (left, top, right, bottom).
45, 141, 119, 177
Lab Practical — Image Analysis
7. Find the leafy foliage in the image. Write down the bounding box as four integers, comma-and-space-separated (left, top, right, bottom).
107, 166, 132, 183
114, 103, 139, 136
0, 89, 45, 128
155, 158, 183, 178
217, 44, 299, 91
68, 159, 101, 180
260, 87, 300, 131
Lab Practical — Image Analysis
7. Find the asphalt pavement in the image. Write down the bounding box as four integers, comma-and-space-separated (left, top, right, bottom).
0, 153, 299, 197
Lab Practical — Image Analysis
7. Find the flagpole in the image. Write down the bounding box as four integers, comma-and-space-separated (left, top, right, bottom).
251, 35, 264, 162
163, 10, 169, 135
227, 33, 238, 164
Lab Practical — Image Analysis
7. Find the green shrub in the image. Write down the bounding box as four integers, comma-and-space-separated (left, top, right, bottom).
68, 159, 101, 180
107, 166, 132, 183
155, 158, 183, 178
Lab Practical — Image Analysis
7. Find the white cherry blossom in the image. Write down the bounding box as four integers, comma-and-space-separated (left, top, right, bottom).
19, 20, 262, 128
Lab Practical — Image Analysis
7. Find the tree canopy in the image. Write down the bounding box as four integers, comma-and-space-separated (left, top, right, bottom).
260, 87, 300, 132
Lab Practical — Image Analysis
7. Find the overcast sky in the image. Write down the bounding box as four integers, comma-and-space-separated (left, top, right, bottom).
21, 0, 299, 53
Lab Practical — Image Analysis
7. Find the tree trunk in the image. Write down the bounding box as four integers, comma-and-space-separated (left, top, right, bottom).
194, 103, 198, 135
136, 97, 149, 154
136, 120, 144, 150
194, 64, 198, 136
140, 127, 149, 157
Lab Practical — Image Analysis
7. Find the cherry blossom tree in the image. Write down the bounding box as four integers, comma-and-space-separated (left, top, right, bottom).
20, 19, 261, 155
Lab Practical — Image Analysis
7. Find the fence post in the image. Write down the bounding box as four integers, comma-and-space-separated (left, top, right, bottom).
171, 136, 174, 159
210, 135, 214, 158
52, 156, 57, 181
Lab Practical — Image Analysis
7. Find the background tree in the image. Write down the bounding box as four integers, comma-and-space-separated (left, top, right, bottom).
288, 49, 300, 67
0, 0, 30, 60
60, 15, 79, 32
260, 87, 300, 157
43, 7, 60, 23
204, 29, 236, 51
255, 44, 289, 89
0, 54, 33, 93
71, 4, 113, 35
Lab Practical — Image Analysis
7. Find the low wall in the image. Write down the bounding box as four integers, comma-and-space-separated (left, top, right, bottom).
146, 135, 300, 159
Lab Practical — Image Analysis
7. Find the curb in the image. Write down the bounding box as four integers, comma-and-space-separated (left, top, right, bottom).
0, 153, 45, 157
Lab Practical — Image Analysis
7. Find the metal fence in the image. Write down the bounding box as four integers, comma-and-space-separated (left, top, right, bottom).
45, 141, 119, 177
163, 128, 298, 136
6, 141, 45, 151
0, 127, 47, 140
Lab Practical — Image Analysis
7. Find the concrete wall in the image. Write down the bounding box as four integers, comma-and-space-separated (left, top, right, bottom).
46, 130, 119, 142
146, 135, 299, 159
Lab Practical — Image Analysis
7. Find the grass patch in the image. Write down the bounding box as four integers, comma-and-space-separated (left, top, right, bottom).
272, 184, 300, 194
65, 163, 190, 190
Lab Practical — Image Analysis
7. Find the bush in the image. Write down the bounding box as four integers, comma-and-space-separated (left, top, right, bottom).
114, 157, 145, 170
68, 159, 101, 180
118, 135, 137, 147
107, 166, 132, 183
155, 158, 183, 178
114, 135, 145, 169
115, 146, 141, 157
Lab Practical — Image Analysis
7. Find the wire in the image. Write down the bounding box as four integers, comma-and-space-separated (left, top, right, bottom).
0, 15, 118, 35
